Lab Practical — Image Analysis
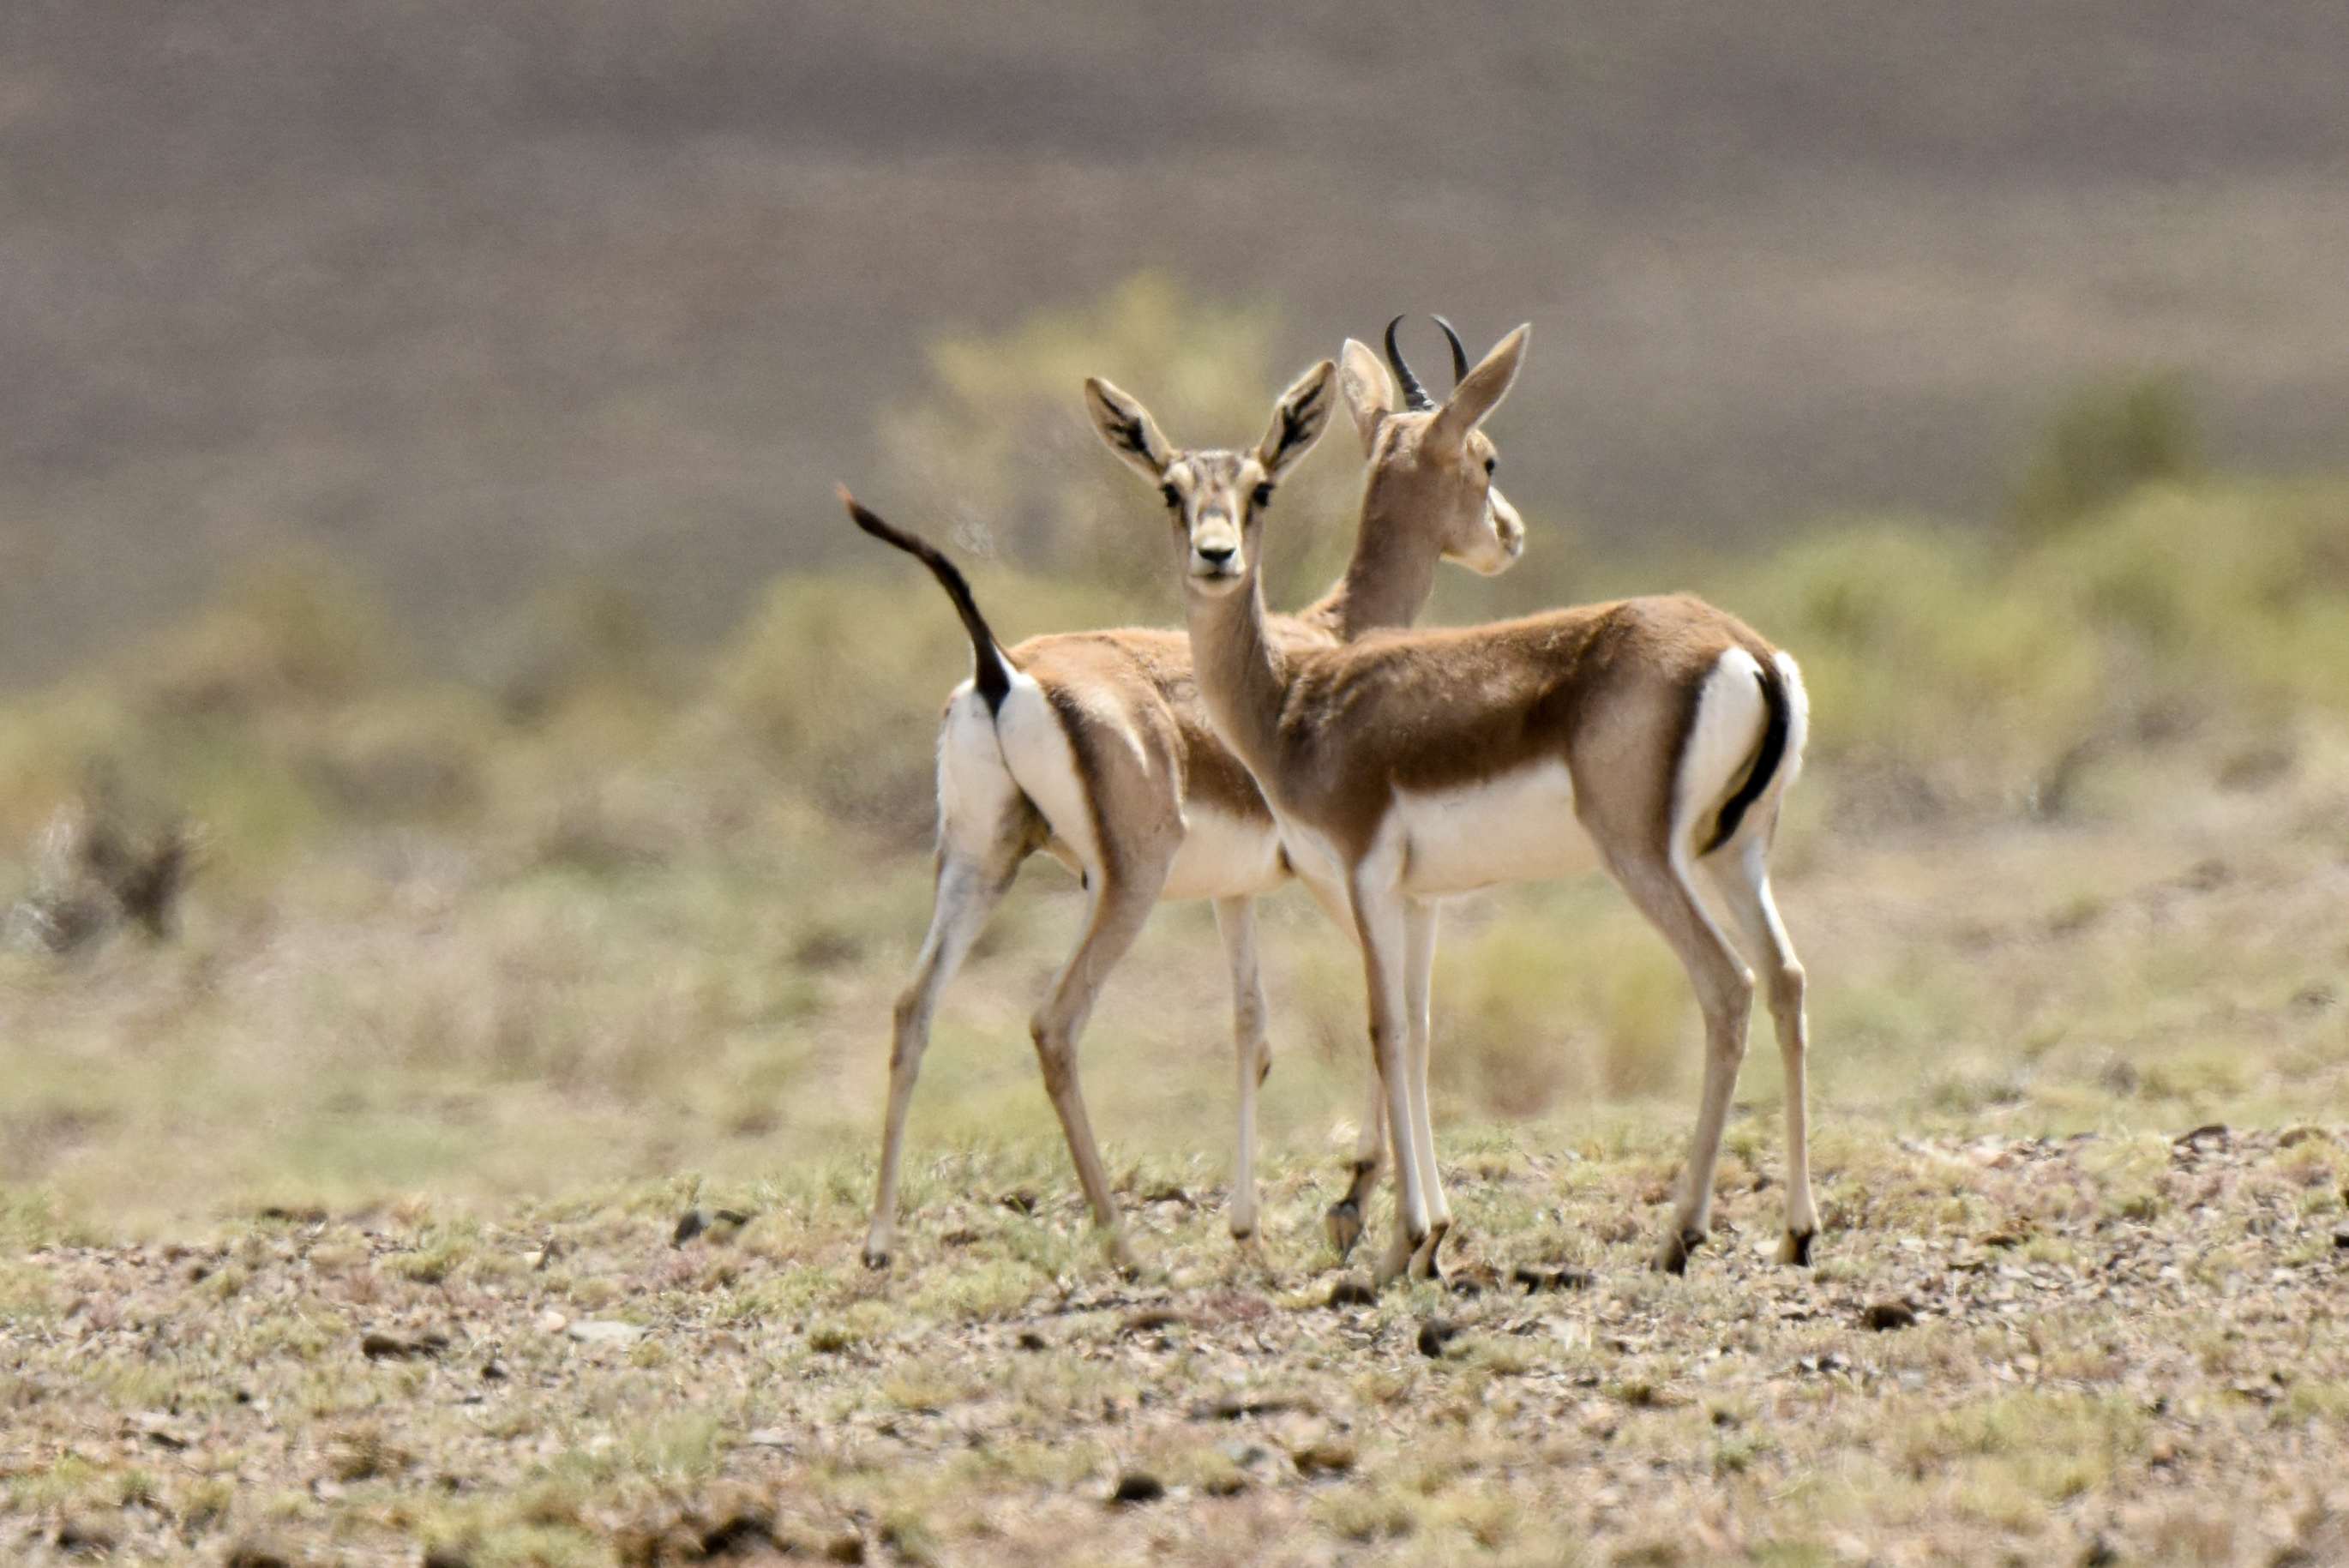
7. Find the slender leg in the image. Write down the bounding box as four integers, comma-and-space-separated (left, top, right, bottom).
1030, 857, 1171, 1272
864, 832, 1028, 1269
1602, 846, 1755, 1275
1401, 898, 1449, 1277
1350, 880, 1427, 1289
1325, 1074, 1387, 1261
1213, 896, 1272, 1243
1300, 873, 1385, 1259
1703, 833, 1817, 1265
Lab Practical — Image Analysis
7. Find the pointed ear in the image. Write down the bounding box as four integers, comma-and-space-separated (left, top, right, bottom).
1426, 324, 1530, 451
1254, 359, 1337, 481
1084, 376, 1173, 478
1336, 339, 1394, 455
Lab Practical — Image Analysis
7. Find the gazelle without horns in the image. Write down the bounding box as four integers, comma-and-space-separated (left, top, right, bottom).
845, 321, 1526, 1271
1086, 325, 1817, 1286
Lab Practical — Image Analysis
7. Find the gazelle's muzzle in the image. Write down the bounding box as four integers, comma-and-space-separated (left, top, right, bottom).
1188, 508, 1244, 585
1461, 487, 1526, 576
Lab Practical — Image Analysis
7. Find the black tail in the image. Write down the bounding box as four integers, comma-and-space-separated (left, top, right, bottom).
838, 484, 1013, 714
1700, 661, 1790, 856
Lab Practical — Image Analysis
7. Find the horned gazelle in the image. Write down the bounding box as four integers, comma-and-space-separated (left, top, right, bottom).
1087, 325, 1817, 1285
846, 321, 1527, 1271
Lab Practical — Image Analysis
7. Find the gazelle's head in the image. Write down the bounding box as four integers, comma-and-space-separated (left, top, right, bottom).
1083, 360, 1338, 597
1338, 317, 1531, 576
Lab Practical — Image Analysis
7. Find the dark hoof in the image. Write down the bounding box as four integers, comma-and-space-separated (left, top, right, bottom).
861, 1248, 891, 1271
1325, 1199, 1364, 1261
1656, 1229, 1704, 1276
1778, 1228, 1816, 1267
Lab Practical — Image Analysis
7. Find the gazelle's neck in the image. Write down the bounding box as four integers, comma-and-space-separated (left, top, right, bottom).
1184, 574, 1292, 785
1295, 478, 1439, 640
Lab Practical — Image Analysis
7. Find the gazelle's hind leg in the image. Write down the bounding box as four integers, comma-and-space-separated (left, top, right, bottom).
1029, 852, 1173, 1273
864, 727, 1041, 1269
1702, 832, 1816, 1265
1213, 896, 1272, 1243
1602, 844, 1755, 1275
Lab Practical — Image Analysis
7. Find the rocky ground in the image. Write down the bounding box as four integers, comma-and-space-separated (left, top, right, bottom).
4, 1118, 2346, 1566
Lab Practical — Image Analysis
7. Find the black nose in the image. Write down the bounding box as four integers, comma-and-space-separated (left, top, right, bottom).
1198, 544, 1235, 565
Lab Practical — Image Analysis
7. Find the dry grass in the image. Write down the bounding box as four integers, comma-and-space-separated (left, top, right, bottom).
2, 469, 2346, 1561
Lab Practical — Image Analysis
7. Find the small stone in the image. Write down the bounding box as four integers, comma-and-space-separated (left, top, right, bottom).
224, 1545, 297, 1568
1418, 1318, 1464, 1357
1015, 1330, 1048, 1351
1000, 1190, 1040, 1216
535, 1309, 569, 1335
1513, 1265, 1596, 1294
745, 1427, 793, 1449
361, 1330, 448, 1360
1108, 1471, 1166, 1505
565, 1319, 643, 1348
480, 1359, 508, 1383
1862, 1301, 1918, 1331
2333, 1226, 2349, 1252
672, 1209, 708, 1246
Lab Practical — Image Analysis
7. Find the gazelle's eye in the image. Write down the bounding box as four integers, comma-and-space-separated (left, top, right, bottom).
1484, 456, 1497, 476
1159, 484, 1181, 508
1252, 482, 1274, 508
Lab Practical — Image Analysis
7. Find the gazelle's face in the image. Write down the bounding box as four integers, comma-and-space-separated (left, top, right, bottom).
1337, 322, 1532, 580
1084, 361, 1337, 599
1155, 450, 1270, 593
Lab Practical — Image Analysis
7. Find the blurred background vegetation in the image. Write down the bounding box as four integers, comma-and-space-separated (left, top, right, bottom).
1, 5, 2344, 1229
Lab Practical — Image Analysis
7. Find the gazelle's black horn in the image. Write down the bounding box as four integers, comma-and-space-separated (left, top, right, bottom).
1384, 315, 1435, 412
1433, 315, 1470, 387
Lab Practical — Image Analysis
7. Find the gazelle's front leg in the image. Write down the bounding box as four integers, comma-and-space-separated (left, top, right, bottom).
1350, 880, 1429, 1289
1297, 871, 1384, 1260
1212, 896, 1271, 1243
1400, 897, 1450, 1277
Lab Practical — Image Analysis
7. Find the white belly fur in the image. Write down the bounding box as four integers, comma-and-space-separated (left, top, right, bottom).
1161, 805, 1287, 902
1396, 759, 1600, 897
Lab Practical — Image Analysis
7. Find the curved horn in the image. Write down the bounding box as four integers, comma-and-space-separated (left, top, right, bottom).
1384, 315, 1435, 412
1432, 315, 1470, 387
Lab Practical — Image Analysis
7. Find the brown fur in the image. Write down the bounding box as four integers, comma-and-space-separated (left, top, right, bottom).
1117, 325, 1819, 1289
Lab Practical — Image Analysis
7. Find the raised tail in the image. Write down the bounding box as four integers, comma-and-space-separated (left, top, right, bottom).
838, 484, 1013, 714
1700, 660, 1791, 855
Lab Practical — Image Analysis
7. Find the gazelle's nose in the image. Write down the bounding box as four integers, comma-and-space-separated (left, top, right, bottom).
1196, 542, 1236, 567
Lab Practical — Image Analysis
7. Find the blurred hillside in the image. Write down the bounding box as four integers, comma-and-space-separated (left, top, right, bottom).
5, 1, 2349, 684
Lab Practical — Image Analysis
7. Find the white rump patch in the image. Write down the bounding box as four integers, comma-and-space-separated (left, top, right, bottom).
1774, 650, 1810, 790
1674, 647, 1769, 865
993, 671, 1102, 873
934, 682, 1027, 859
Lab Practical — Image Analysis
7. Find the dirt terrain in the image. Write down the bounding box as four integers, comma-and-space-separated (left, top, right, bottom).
3, 742, 2346, 1565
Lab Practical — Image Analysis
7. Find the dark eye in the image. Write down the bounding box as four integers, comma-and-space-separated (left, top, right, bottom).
1252, 482, 1274, 508
1160, 484, 1181, 508
1484, 456, 1497, 476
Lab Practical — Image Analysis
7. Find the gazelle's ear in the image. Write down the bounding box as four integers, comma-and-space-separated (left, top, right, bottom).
1426, 324, 1530, 451
1255, 359, 1337, 480
1084, 377, 1173, 478
1336, 339, 1394, 455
